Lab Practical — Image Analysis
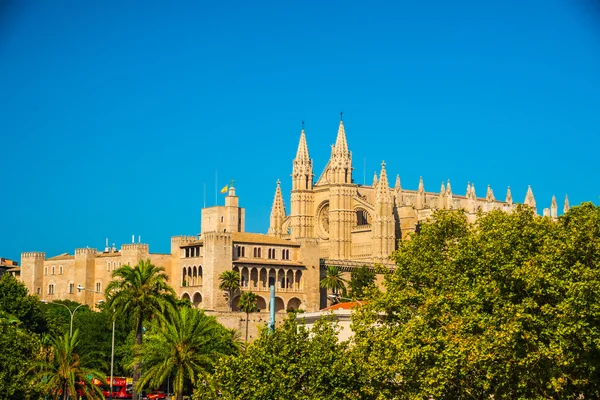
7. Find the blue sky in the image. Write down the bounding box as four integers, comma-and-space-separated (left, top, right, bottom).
1, 0, 599, 261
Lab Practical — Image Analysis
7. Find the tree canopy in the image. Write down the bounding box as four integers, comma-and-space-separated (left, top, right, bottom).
351, 204, 600, 399
349, 265, 376, 300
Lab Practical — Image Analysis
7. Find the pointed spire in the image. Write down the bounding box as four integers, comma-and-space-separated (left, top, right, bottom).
333, 119, 349, 156
295, 125, 310, 161
485, 185, 495, 202
418, 176, 424, 192
466, 182, 471, 198
439, 182, 446, 209
471, 183, 476, 200
268, 179, 286, 237
524, 185, 536, 210
395, 174, 401, 191
440, 182, 446, 195
415, 176, 425, 209
551, 195, 558, 218
506, 186, 513, 205
446, 179, 453, 209
564, 194, 570, 214
375, 161, 392, 204
372, 171, 378, 187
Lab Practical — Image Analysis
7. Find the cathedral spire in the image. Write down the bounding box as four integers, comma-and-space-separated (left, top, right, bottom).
395, 174, 401, 191
375, 161, 392, 204
415, 176, 425, 209
506, 186, 513, 206
471, 183, 476, 200
551, 195, 558, 218
295, 124, 310, 162
564, 194, 570, 214
439, 182, 446, 209
372, 171, 378, 187
524, 185, 536, 211
334, 119, 349, 156
446, 179, 453, 209
486, 184, 495, 202
268, 179, 287, 237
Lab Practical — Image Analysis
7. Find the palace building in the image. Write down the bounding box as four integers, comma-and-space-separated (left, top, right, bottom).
18, 117, 569, 317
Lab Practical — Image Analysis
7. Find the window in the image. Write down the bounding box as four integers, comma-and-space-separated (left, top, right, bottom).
107, 262, 111, 271
51, 266, 55, 275
48, 284, 54, 295
44, 267, 48, 276
69, 283, 74, 294
59, 265, 63, 275
282, 249, 290, 260
253, 247, 262, 258
96, 282, 102, 293
268, 249, 276, 259
37, 287, 41, 295
221, 216, 224, 223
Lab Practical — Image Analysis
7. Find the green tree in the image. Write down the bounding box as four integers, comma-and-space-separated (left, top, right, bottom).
137, 306, 238, 400
320, 265, 348, 299
34, 330, 106, 400
218, 270, 240, 312
105, 259, 175, 400
0, 273, 49, 334
0, 322, 43, 399
351, 204, 600, 399
211, 313, 363, 399
349, 265, 376, 300
238, 291, 258, 342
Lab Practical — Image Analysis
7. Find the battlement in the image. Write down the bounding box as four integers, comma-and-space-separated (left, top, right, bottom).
75, 248, 98, 256
21, 251, 45, 259
121, 243, 149, 252
171, 235, 199, 244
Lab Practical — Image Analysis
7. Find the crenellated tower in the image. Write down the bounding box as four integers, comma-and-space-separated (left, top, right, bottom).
327, 118, 355, 259
268, 179, 287, 237
290, 125, 315, 239
20, 251, 46, 296
372, 162, 396, 263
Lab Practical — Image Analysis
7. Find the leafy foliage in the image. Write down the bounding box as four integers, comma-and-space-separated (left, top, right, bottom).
138, 306, 238, 400
351, 204, 600, 399
0, 273, 49, 333
0, 323, 43, 399
211, 314, 364, 399
349, 265, 376, 300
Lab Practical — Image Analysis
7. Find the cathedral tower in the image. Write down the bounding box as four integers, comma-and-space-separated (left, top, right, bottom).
328, 118, 355, 259
290, 125, 315, 239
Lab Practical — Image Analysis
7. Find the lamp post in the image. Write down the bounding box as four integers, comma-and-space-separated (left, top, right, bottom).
78, 285, 116, 400
43, 301, 84, 336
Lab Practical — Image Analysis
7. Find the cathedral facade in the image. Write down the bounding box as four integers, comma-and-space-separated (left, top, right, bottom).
18, 117, 569, 320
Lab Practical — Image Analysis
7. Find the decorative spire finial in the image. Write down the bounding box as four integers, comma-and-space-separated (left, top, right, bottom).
340, 111, 343, 121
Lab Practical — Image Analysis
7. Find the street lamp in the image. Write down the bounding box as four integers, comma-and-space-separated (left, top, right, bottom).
42, 300, 84, 336
79, 286, 116, 400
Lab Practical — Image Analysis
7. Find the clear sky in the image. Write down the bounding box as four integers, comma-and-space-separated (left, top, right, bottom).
1, 0, 599, 261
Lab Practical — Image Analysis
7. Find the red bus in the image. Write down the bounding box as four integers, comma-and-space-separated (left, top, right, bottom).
100, 377, 133, 399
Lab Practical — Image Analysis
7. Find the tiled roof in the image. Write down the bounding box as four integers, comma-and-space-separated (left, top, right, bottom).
322, 301, 365, 311
231, 232, 300, 246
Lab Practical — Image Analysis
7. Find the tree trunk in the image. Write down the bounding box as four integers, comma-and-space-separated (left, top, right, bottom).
63, 382, 68, 400
176, 391, 184, 400
132, 318, 143, 400
229, 289, 233, 312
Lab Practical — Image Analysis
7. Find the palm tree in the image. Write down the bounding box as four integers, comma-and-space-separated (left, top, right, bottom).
320, 265, 348, 300
238, 291, 258, 342
218, 270, 241, 312
105, 259, 175, 400
137, 305, 238, 400
34, 330, 106, 400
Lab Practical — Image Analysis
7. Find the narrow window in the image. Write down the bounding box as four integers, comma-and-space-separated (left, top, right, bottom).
37, 287, 41, 295
51, 266, 55, 275
107, 262, 110, 271
241, 246, 245, 257
48, 284, 54, 295
59, 265, 63, 275
69, 283, 74, 294
96, 282, 101, 293
44, 267, 48, 276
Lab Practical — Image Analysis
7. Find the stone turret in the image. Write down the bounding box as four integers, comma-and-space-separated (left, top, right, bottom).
564, 195, 570, 214
506, 186, 513, 206
415, 177, 425, 209
524, 185, 536, 213
551, 195, 558, 219
439, 182, 446, 209
290, 125, 315, 239
445, 180, 453, 209
20, 252, 46, 296
372, 171, 378, 187
328, 117, 353, 185
268, 179, 287, 237
486, 185, 495, 202
372, 161, 395, 262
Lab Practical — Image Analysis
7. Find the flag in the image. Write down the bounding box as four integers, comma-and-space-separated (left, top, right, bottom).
220, 184, 229, 194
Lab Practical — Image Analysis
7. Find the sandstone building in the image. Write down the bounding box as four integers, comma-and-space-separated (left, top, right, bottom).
19, 117, 569, 317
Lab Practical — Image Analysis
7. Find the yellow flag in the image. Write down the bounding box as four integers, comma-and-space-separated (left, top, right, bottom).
220, 184, 229, 194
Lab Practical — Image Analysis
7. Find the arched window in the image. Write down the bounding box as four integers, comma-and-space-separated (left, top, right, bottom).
44, 267, 48, 276
107, 262, 111, 271
96, 282, 102, 293
51, 266, 55, 275
59, 265, 63, 275
48, 284, 54, 295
